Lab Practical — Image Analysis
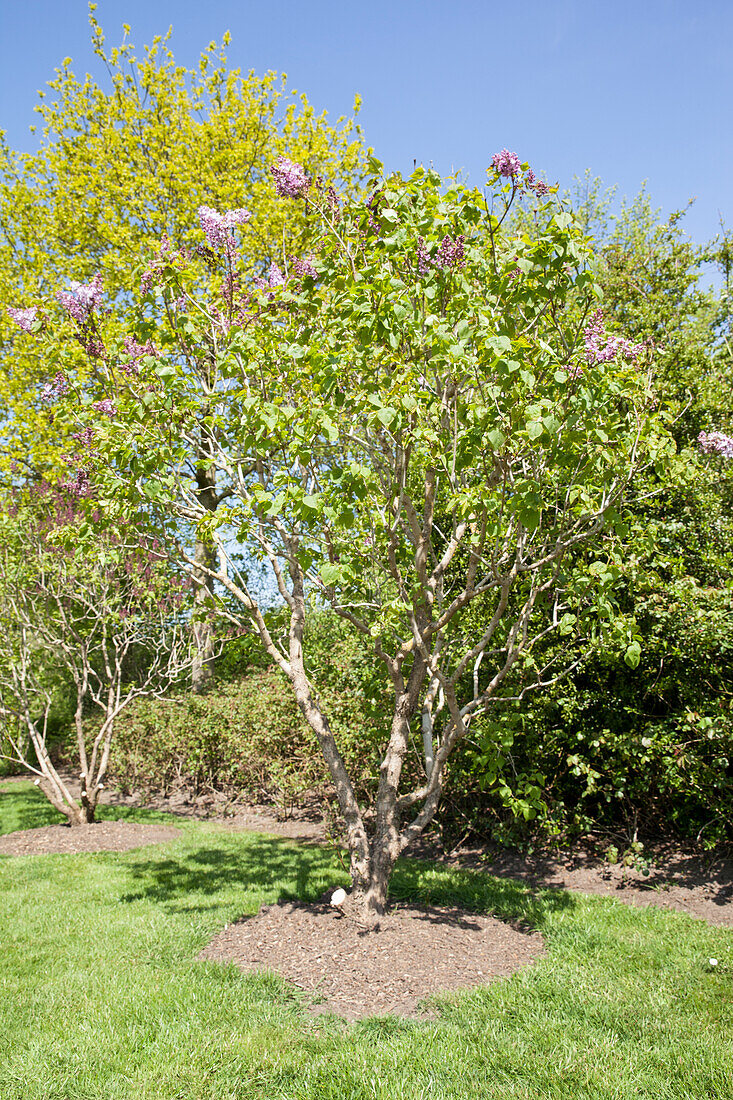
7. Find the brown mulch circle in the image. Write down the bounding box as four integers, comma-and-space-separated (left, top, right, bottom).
0, 820, 182, 857
199, 895, 545, 1020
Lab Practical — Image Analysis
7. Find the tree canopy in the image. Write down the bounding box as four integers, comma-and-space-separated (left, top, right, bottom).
16, 149, 674, 917
0, 7, 367, 481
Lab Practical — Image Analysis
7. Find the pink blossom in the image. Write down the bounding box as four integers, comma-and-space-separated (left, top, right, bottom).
197, 205, 252, 251
57, 274, 103, 324
270, 156, 311, 199
492, 149, 522, 178
7, 306, 38, 333
698, 430, 733, 459
93, 399, 117, 419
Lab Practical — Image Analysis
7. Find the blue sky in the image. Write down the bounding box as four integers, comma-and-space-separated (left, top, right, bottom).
1, 1, 731, 249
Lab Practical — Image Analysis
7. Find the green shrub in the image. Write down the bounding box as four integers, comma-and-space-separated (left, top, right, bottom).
105, 613, 401, 812
106, 671, 327, 806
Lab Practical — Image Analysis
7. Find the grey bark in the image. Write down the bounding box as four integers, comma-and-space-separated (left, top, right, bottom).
191, 437, 218, 693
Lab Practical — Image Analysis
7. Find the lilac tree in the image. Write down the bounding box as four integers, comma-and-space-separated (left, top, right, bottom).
0, 488, 193, 824
14, 153, 669, 913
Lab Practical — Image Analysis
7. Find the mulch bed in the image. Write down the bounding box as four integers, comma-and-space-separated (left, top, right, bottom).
199, 895, 545, 1020
0, 820, 181, 856
419, 841, 733, 927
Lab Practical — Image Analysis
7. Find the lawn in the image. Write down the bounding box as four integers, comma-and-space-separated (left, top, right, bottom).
1, 780, 731, 1100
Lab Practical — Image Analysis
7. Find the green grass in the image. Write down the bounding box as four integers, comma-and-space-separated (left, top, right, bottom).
1, 780, 732, 1099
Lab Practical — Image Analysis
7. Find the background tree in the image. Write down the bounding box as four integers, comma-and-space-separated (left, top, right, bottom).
26, 152, 669, 915
0, 6, 367, 689
0, 486, 193, 824
466, 177, 733, 850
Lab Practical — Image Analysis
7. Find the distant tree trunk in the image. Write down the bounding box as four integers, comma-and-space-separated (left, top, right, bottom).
192, 433, 218, 694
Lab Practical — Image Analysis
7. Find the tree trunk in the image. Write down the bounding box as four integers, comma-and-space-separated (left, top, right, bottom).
79, 781, 99, 823
355, 657, 428, 924
36, 774, 85, 825
192, 438, 218, 693
361, 836, 396, 924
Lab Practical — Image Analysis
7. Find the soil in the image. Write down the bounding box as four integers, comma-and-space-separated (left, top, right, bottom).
0, 819, 181, 856
432, 840, 733, 928
199, 893, 545, 1020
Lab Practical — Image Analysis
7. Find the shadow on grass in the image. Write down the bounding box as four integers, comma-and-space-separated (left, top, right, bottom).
120, 834, 338, 912
119, 829, 575, 932
0, 782, 63, 835
391, 857, 577, 931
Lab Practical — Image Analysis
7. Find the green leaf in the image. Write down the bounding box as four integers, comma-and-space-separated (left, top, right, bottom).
487, 335, 512, 356
319, 563, 341, 585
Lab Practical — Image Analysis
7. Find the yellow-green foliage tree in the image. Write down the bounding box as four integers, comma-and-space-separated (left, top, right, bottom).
0, 5, 367, 481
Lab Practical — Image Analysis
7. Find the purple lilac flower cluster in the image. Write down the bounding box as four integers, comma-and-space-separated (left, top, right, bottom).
434, 234, 466, 270
270, 156, 311, 199
63, 424, 96, 497
93, 399, 117, 418
524, 168, 550, 196
698, 430, 733, 459
57, 274, 103, 324
416, 237, 431, 276
140, 237, 176, 295
292, 254, 318, 280
268, 263, 286, 287
366, 192, 382, 235
583, 309, 646, 366
121, 335, 157, 375
492, 149, 522, 178
325, 185, 341, 218
63, 467, 91, 498
197, 205, 251, 251
7, 306, 38, 332
254, 263, 287, 290
40, 373, 69, 402
71, 428, 95, 455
